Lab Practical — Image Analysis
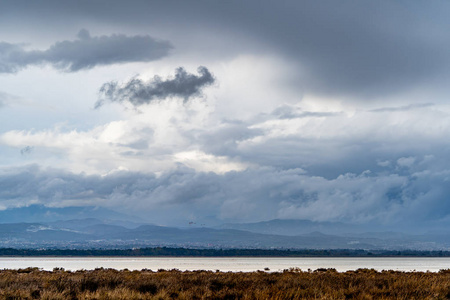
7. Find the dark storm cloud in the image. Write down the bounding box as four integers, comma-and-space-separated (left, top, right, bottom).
0, 29, 172, 73
96, 66, 215, 107
218, 0, 450, 99
2, 0, 450, 98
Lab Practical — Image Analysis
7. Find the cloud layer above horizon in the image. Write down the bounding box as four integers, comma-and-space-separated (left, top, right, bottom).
1, 0, 450, 230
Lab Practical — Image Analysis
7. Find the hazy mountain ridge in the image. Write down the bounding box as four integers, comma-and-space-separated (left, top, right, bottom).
0, 218, 445, 250
217, 219, 367, 236
0, 206, 448, 250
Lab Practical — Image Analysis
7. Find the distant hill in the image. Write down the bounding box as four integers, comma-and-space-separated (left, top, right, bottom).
217, 219, 374, 236
0, 208, 448, 250
0, 219, 447, 250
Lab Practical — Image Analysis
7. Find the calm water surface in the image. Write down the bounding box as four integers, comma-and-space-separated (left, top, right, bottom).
1, 257, 450, 272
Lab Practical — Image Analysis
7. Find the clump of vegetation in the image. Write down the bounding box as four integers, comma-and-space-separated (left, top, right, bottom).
0, 267, 449, 299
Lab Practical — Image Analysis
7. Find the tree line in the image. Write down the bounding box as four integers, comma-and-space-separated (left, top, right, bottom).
0, 247, 449, 257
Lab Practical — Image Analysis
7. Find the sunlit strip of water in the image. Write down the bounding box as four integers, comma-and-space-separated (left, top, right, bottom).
1, 257, 450, 272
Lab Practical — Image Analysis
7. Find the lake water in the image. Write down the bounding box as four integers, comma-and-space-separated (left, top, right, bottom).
0, 257, 450, 272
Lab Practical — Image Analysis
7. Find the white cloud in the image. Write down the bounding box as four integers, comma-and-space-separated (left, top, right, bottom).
0, 94, 248, 174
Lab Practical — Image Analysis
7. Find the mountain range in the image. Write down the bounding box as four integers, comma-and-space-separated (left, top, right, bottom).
0, 205, 449, 250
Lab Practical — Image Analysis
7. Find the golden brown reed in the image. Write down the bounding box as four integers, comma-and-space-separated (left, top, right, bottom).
0, 267, 449, 299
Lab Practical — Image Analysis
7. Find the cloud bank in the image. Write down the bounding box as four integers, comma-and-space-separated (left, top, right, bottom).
2, 99, 450, 231
0, 161, 449, 232
0, 29, 172, 73
96, 66, 215, 108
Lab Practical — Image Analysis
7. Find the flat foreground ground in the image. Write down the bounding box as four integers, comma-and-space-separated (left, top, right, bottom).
0, 267, 450, 299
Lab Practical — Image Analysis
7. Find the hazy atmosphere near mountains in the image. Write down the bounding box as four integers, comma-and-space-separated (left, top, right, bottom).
1, 0, 450, 237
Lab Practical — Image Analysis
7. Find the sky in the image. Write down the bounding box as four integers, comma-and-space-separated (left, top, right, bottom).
1, 0, 450, 230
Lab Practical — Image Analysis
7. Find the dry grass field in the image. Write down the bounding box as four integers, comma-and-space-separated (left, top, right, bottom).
0, 267, 450, 299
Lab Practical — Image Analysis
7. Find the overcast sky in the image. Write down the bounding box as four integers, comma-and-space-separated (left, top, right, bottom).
1, 0, 450, 229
